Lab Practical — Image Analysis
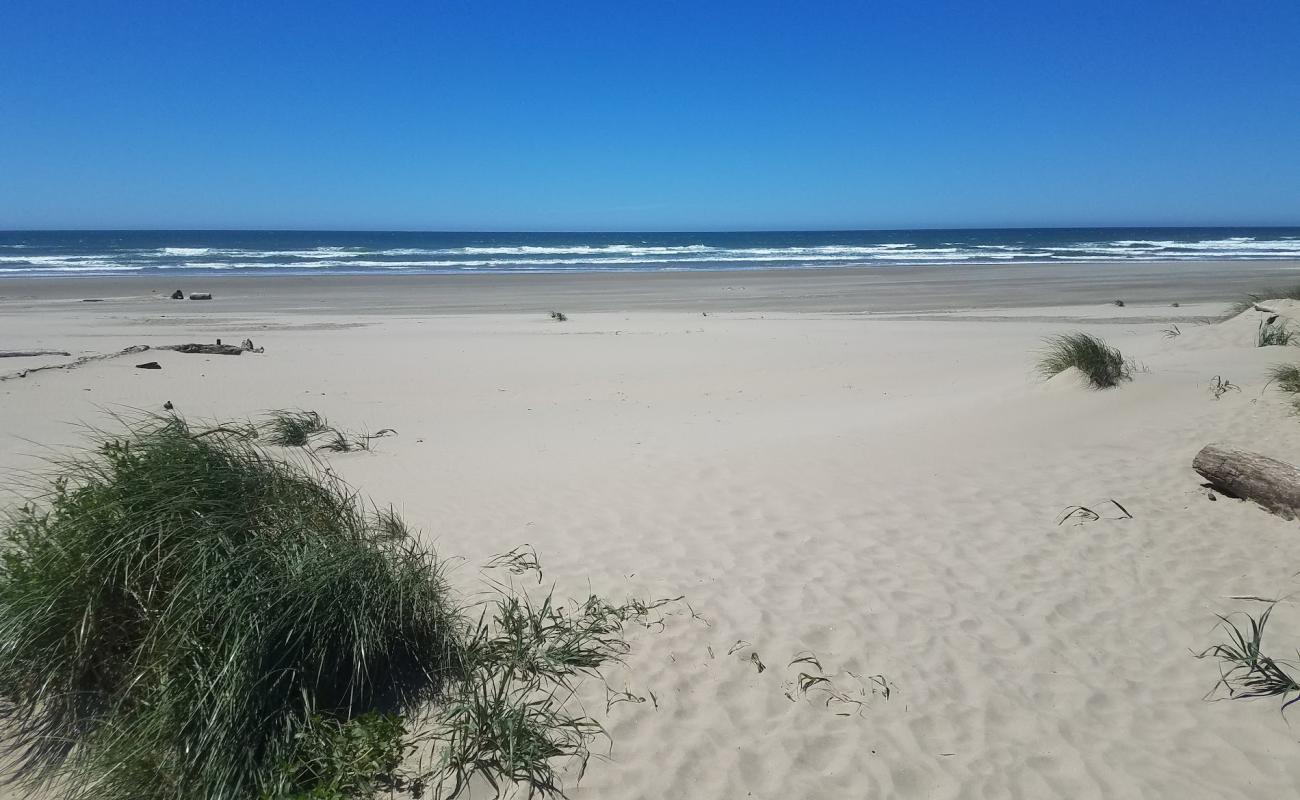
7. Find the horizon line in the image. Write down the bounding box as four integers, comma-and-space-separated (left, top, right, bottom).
3, 223, 1300, 235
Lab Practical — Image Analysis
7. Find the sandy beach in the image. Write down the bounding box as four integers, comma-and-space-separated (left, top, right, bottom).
4, 262, 1300, 798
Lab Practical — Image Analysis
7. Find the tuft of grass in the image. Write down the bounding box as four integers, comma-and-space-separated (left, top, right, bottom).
1268, 363, 1300, 395
1258, 318, 1296, 347
1161, 323, 1181, 340
0, 415, 677, 799
1208, 375, 1240, 400
261, 410, 396, 453
0, 415, 463, 799
262, 408, 332, 446
1036, 332, 1133, 389
549, 311, 568, 322
1198, 606, 1300, 714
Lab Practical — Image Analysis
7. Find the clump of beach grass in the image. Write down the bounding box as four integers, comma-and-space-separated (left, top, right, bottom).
1258, 318, 1296, 347
0, 414, 674, 799
260, 409, 395, 453
1268, 364, 1300, 395
262, 408, 332, 446
1036, 332, 1133, 389
1198, 605, 1300, 713
0, 415, 462, 799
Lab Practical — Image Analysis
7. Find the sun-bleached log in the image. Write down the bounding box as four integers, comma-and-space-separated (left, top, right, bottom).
1193, 444, 1300, 520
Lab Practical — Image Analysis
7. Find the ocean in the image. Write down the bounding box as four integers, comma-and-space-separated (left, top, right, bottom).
1, 228, 1299, 278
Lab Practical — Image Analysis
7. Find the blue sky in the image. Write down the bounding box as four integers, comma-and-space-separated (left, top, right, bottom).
1, 1, 1298, 230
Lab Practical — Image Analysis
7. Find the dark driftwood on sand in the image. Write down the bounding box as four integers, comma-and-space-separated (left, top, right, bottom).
0, 350, 72, 358
0, 345, 151, 382
1193, 444, 1300, 520
157, 343, 245, 356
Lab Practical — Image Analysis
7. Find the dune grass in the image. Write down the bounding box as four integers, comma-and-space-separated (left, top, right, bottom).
1258, 319, 1296, 347
1269, 364, 1300, 395
260, 409, 395, 452
0, 415, 669, 799
0, 415, 462, 799
1198, 606, 1300, 714
262, 408, 332, 446
1228, 284, 1300, 316
1036, 332, 1132, 389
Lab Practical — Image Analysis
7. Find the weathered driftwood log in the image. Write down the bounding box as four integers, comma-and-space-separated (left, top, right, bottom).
156, 343, 244, 355
0, 345, 150, 382
0, 350, 71, 358
1193, 444, 1300, 520
189, 292, 213, 300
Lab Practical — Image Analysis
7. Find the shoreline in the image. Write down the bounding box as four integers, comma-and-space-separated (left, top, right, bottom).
2, 259, 1299, 314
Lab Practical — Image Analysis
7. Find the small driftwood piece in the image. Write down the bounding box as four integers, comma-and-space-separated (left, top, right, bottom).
1193, 444, 1300, 520
0, 345, 151, 382
0, 350, 71, 358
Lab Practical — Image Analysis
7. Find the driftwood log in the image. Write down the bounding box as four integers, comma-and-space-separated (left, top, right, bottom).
1, 340, 263, 381
1193, 444, 1300, 520
0, 345, 150, 381
157, 343, 245, 356
0, 350, 71, 358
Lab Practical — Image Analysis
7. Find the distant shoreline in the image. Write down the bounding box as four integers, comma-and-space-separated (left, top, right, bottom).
3, 259, 1298, 314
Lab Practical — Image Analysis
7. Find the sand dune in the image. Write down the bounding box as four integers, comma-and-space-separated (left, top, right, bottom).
2, 280, 1300, 798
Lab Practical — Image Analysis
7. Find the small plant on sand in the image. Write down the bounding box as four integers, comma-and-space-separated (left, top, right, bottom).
1036, 332, 1133, 389
1113, 299, 1125, 308
1268, 364, 1300, 395
782, 652, 893, 717
1258, 318, 1296, 347
1198, 606, 1300, 713
1161, 323, 1181, 340
549, 311, 568, 322
262, 410, 396, 453
263, 408, 333, 446
0, 415, 676, 799
1056, 499, 1133, 526
1208, 375, 1240, 400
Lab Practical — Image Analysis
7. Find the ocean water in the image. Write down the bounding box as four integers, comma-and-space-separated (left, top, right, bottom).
1, 228, 1299, 278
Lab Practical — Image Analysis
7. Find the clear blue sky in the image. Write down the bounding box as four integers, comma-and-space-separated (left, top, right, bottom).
1, 1, 1298, 230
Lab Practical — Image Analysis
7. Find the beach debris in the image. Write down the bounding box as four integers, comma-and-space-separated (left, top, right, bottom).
1171, 301, 1181, 307
1193, 444, 1300, 520
188, 292, 213, 301
1113, 299, 1125, 307
0, 350, 71, 358
240, 338, 263, 353
170, 289, 184, 299
135, 362, 162, 370
750, 652, 766, 673
549, 310, 568, 322
1161, 324, 1181, 339
163, 401, 174, 411
81, 299, 104, 303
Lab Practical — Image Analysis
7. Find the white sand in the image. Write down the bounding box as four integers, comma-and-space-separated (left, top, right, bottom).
3, 275, 1300, 798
